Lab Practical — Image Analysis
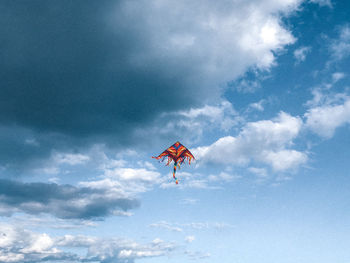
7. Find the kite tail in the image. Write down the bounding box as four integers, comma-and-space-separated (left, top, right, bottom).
173, 162, 178, 184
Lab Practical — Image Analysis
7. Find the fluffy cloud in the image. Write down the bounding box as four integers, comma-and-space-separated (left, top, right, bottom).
0, 224, 175, 263
194, 112, 307, 171
81, 156, 163, 194
0, 224, 69, 262
305, 94, 350, 138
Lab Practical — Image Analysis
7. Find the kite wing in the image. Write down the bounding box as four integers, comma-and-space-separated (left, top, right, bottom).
153, 141, 195, 184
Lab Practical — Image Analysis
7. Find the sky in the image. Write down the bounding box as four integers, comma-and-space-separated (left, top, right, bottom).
0, 0, 350, 262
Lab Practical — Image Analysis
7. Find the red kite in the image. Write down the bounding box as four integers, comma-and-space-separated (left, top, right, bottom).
153, 141, 195, 184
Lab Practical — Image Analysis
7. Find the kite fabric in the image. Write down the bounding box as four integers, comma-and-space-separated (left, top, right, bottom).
153, 141, 195, 184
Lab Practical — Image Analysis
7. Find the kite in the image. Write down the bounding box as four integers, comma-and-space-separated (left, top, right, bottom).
152, 141, 195, 184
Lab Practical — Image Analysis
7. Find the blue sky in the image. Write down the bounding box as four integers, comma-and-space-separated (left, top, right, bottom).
1, 0, 350, 262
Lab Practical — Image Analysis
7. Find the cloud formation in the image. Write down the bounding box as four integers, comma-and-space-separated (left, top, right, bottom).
305, 90, 350, 138
329, 24, 350, 61
294, 46, 311, 63
0, 224, 175, 263
0, 0, 302, 168
0, 179, 139, 219
194, 112, 307, 171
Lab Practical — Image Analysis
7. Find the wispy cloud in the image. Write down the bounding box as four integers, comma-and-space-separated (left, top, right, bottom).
185, 236, 196, 243
149, 221, 183, 232
149, 221, 234, 232
185, 250, 211, 260
310, 0, 333, 8
329, 24, 350, 61
294, 46, 311, 64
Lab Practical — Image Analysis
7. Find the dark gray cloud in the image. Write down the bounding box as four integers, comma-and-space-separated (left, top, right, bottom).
0, 0, 206, 168
0, 179, 139, 219
0, 0, 297, 169
0, 0, 202, 135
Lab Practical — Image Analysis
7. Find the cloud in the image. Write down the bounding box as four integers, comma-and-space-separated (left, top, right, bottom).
149, 221, 183, 232
0, 224, 175, 263
149, 221, 233, 232
81, 167, 163, 195
9, 214, 98, 230
294, 46, 311, 63
0, 223, 70, 263
185, 236, 196, 243
0, 179, 139, 219
233, 78, 262, 93
0, 0, 302, 169
194, 112, 307, 171
248, 100, 266, 111
185, 250, 211, 260
53, 152, 90, 165
132, 100, 244, 150
305, 93, 350, 138
310, 0, 333, 7
332, 72, 346, 83
329, 25, 350, 61
57, 235, 175, 263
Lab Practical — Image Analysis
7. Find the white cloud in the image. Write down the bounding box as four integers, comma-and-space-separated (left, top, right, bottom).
235, 78, 262, 93
332, 72, 346, 83
149, 221, 233, 232
0, 224, 175, 263
32, 151, 91, 175
185, 236, 196, 243
0, 224, 62, 262
330, 25, 350, 61
136, 100, 243, 147
149, 221, 183, 232
249, 100, 266, 111
194, 112, 307, 171
305, 95, 350, 138
119, 0, 300, 101
263, 149, 307, 171
294, 46, 311, 63
80, 154, 164, 195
